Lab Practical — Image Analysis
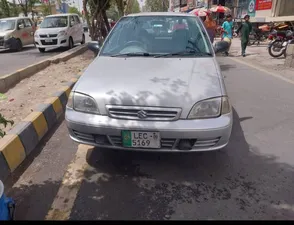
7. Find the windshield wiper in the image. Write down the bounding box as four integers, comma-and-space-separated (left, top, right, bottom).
155, 49, 213, 58
110, 52, 153, 57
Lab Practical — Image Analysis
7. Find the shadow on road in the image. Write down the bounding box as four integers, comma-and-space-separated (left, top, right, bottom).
6, 108, 294, 220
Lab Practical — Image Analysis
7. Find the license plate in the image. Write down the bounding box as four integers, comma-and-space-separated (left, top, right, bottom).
122, 131, 161, 149
45, 39, 53, 43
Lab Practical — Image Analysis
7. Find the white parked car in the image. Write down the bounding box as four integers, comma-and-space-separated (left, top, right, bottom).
34, 13, 85, 52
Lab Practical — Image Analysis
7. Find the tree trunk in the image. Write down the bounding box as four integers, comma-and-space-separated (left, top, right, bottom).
102, 9, 110, 32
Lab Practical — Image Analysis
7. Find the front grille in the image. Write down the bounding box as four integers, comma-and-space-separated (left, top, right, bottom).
41, 39, 58, 45
0, 36, 4, 46
39, 34, 58, 38
106, 105, 181, 121
193, 138, 220, 148
109, 135, 176, 149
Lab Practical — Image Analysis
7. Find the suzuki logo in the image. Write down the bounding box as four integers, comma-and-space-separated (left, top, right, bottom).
137, 110, 148, 119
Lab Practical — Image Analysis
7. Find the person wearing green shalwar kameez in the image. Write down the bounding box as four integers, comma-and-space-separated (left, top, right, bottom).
236, 15, 252, 57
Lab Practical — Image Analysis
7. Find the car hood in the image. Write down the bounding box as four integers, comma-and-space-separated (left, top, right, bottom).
74, 57, 222, 116
36, 27, 66, 34
0, 31, 11, 36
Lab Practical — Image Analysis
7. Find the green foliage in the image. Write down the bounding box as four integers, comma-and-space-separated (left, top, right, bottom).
0, 0, 11, 18
40, 3, 51, 16
125, 0, 140, 14
69, 6, 82, 17
144, 0, 168, 12
0, 113, 14, 138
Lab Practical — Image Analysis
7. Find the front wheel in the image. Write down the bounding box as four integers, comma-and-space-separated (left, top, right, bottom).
68, 37, 74, 49
81, 34, 85, 44
38, 48, 45, 53
14, 39, 23, 52
268, 40, 284, 58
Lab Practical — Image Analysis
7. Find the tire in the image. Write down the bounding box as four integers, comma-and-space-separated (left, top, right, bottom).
268, 40, 284, 58
38, 48, 45, 53
15, 39, 23, 52
81, 34, 85, 45
68, 37, 74, 49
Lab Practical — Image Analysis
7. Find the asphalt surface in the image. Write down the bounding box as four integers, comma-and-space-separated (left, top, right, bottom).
0, 33, 91, 77
4, 57, 294, 220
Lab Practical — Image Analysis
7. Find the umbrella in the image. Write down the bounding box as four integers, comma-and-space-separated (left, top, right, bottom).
190, 8, 209, 17
210, 5, 231, 14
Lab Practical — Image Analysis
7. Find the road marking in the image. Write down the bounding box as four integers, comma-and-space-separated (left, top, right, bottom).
230, 57, 294, 85
45, 144, 93, 220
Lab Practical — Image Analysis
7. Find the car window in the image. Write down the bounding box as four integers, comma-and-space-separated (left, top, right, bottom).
100, 16, 212, 57
24, 19, 32, 27
74, 16, 80, 24
0, 19, 16, 31
70, 16, 75, 26
17, 19, 25, 28
40, 16, 68, 28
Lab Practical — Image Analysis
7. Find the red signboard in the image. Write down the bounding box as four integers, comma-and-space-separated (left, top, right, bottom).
256, 0, 272, 10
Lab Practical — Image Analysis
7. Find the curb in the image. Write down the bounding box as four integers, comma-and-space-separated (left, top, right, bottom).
0, 45, 87, 93
0, 75, 80, 181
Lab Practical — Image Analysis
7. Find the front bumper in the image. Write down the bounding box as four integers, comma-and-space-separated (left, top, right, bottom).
34, 36, 68, 48
0, 38, 17, 50
65, 108, 233, 152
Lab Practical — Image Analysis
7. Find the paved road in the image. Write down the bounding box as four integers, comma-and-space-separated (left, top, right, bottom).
4, 57, 294, 220
0, 33, 91, 77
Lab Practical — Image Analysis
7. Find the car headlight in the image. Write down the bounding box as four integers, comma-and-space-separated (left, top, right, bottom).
4, 35, 12, 40
187, 97, 231, 119
67, 92, 99, 114
58, 31, 67, 36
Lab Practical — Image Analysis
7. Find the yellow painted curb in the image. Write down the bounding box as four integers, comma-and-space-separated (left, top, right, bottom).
0, 134, 26, 172
59, 86, 72, 98
70, 78, 78, 83
23, 112, 48, 140
45, 97, 63, 118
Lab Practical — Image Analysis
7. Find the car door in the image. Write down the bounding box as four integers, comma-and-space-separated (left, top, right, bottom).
74, 16, 83, 42
23, 18, 34, 45
69, 16, 77, 42
16, 19, 29, 45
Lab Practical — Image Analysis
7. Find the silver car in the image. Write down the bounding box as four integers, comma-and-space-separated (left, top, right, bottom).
65, 12, 233, 152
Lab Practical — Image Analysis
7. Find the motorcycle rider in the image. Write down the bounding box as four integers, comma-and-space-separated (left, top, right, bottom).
236, 14, 252, 57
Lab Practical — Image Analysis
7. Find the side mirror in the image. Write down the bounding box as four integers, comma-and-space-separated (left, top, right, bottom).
214, 41, 230, 54
18, 24, 24, 29
87, 41, 100, 55
70, 21, 75, 27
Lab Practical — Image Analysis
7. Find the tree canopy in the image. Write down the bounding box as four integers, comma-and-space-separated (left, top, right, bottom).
69, 6, 82, 17
144, 0, 168, 12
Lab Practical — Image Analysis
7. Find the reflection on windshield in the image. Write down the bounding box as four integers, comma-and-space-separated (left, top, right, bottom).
0, 20, 16, 32
100, 16, 212, 57
40, 17, 68, 28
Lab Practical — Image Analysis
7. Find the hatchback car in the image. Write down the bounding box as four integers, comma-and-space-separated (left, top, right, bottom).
34, 13, 85, 52
65, 12, 232, 152
0, 17, 35, 51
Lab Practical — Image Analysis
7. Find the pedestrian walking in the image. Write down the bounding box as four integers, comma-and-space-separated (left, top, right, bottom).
221, 14, 233, 56
236, 14, 252, 57
204, 11, 217, 43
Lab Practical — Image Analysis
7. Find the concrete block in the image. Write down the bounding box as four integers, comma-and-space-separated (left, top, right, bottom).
285, 44, 294, 68
0, 134, 26, 172
35, 104, 57, 130
2, 72, 20, 90
0, 78, 5, 93
52, 91, 68, 111
23, 112, 48, 140
8, 121, 39, 156
0, 152, 10, 181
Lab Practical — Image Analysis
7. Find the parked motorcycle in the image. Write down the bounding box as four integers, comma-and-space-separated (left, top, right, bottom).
268, 30, 294, 58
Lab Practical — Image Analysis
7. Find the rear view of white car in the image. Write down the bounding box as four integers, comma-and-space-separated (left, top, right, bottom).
34, 13, 85, 53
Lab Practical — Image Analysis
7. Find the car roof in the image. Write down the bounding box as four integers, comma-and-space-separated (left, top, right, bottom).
46, 13, 79, 18
0, 17, 31, 20
126, 12, 196, 17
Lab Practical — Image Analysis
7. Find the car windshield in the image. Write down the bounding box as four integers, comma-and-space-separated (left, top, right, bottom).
0, 19, 16, 32
100, 15, 213, 57
40, 16, 68, 28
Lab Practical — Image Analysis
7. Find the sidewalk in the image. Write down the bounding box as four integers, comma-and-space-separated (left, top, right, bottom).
227, 38, 294, 82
